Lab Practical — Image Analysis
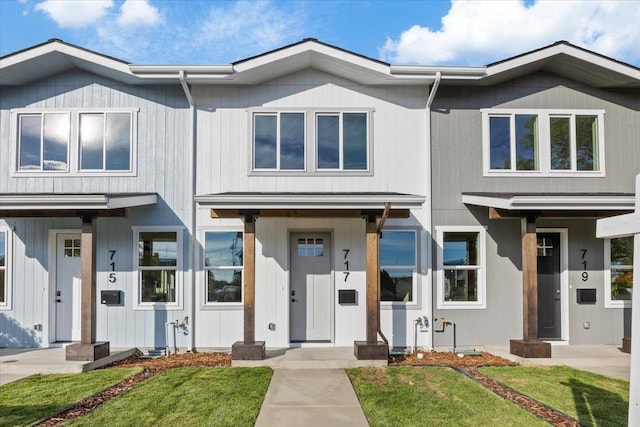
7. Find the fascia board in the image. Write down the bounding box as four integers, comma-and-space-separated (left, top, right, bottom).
463, 194, 635, 210
106, 194, 158, 209
391, 65, 486, 77
195, 194, 426, 209
596, 212, 640, 239
0, 193, 157, 210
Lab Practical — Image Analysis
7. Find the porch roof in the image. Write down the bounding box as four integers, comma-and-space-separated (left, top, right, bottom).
194, 192, 425, 210
0, 193, 157, 213
462, 192, 635, 212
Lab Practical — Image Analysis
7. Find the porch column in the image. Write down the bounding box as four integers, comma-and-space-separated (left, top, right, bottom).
231, 215, 265, 360
66, 214, 110, 361
510, 215, 551, 358
354, 215, 388, 360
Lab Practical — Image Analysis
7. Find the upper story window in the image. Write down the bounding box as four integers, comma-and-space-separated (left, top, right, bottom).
605, 236, 633, 308
436, 226, 487, 309
482, 109, 604, 177
380, 230, 417, 304
14, 109, 137, 176
250, 109, 372, 175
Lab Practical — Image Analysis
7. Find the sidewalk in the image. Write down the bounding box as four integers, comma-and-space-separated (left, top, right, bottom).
255, 368, 368, 427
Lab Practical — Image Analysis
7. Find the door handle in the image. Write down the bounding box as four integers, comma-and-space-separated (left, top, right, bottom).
291, 290, 295, 296
56, 299, 62, 303
291, 298, 297, 302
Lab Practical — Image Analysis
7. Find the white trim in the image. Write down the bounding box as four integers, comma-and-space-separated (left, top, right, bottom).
481, 109, 606, 177
0, 194, 157, 210
131, 226, 185, 311
195, 193, 425, 209
462, 194, 634, 211
380, 228, 420, 307
435, 225, 487, 309
251, 111, 307, 172
199, 228, 245, 309
537, 228, 570, 342
604, 236, 634, 309
0, 226, 13, 311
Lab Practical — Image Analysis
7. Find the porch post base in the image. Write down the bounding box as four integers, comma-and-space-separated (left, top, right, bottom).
622, 337, 631, 354
232, 341, 265, 360
65, 342, 110, 361
354, 341, 388, 360
509, 339, 551, 358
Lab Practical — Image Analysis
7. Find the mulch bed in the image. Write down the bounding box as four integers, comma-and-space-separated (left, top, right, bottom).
35, 351, 231, 427
390, 351, 584, 427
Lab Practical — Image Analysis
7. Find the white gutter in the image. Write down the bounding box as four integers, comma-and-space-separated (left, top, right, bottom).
183, 70, 196, 352
462, 194, 635, 211
426, 71, 441, 352
179, 70, 193, 106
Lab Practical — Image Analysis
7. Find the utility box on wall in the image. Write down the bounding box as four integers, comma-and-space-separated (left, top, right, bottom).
338, 289, 357, 305
101, 290, 122, 305
576, 288, 596, 304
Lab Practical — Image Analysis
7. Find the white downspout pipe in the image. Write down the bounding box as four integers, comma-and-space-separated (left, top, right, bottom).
425, 71, 441, 351
180, 70, 196, 352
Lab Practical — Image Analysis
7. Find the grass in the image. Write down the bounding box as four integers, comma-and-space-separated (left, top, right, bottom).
0, 368, 141, 427
348, 366, 547, 426
71, 367, 272, 427
480, 365, 629, 426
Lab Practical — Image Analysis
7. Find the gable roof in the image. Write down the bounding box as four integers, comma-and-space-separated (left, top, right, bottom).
2, 39, 639, 88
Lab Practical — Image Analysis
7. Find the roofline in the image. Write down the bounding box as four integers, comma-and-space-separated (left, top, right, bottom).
462, 193, 635, 211
0, 193, 157, 210
0, 38, 130, 65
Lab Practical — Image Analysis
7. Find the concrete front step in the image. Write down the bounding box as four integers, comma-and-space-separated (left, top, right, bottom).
231, 346, 388, 369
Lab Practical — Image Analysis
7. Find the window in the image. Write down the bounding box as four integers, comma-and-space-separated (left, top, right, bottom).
18, 113, 70, 171
482, 109, 604, 176
605, 236, 633, 308
204, 231, 243, 304
317, 112, 368, 170
298, 238, 324, 257
436, 226, 486, 309
250, 109, 371, 174
380, 230, 417, 303
14, 109, 136, 175
0, 228, 12, 310
134, 228, 182, 308
253, 112, 305, 170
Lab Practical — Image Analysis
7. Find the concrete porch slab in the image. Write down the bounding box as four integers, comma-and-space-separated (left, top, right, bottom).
232, 346, 387, 369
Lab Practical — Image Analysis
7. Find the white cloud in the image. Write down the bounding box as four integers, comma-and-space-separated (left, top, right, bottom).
117, 0, 161, 27
35, 0, 113, 29
195, 0, 305, 60
380, 0, 640, 65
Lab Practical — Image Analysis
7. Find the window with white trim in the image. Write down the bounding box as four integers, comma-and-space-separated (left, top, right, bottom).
250, 110, 371, 173
0, 228, 11, 309
605, 236, 633, 308
134, 228, 182, 307
436, 226, 486, 309
14, 109, 136, 175
380, 230, 417, 303
204, 231, 243, 304
482, 109, 604, 176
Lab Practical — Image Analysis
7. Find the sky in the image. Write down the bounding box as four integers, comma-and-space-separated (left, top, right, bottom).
1, 0, 639, 67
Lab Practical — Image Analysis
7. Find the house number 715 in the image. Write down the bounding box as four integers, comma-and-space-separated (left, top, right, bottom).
108, 250, 117, 283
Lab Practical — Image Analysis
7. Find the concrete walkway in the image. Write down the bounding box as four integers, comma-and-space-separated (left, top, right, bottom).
255, 368, 368, 427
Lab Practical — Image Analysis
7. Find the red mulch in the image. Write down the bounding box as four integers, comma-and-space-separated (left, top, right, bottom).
390, 351, 584, 427
34, 351, 231, 426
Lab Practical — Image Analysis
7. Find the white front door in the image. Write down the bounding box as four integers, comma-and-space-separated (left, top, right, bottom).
55, 233, 82, 341
290, 232, 332, 342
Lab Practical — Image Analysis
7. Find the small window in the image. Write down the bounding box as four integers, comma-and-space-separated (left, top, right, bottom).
18, 113, 70, 171
483, 110, 604, 176
64, 239, 81, 257
317, 112, 368, 170
436, 226, 486, 309
605, 236, 633, 308
253, 112, 305, 170
134, 229, 182, 307
297, 238, 324, 257
0, 228, 12, 309
380, 230, 417, 303
204, 231, 243, 303
80, 112, 132, 171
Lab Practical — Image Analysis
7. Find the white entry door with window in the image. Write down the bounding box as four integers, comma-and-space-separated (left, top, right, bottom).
55, 233, 82, 341
290, 232, 332, 342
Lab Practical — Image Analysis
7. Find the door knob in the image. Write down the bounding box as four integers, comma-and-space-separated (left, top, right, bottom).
56, 299, 62, 303
291, 298, 297, 302
291, 290, 295, 296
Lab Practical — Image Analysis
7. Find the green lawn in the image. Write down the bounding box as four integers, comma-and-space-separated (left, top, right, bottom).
0, 368, 140, 427
480, 365, 629, 426
71, 367, 272, 427
348, 366, 547, 427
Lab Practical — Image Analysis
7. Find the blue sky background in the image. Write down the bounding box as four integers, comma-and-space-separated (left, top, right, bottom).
1, 0, 639, 66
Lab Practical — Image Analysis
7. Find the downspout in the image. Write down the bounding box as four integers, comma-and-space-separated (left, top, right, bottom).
377, 202, 390, 346
426, 71, 441, 351
180, 70, 196, 352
